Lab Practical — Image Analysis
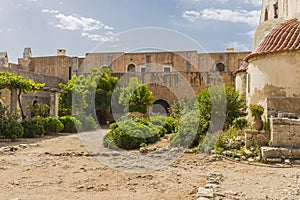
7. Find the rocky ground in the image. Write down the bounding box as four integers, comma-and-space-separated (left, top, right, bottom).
0, 130, 300, 200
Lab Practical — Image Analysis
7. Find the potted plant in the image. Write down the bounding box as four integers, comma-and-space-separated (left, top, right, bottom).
249, 104, 264, 130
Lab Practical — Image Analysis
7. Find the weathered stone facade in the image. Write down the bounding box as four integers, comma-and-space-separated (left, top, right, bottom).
270, 117, 300, 148
245, 130, 270, 148
0, 47, 249, 119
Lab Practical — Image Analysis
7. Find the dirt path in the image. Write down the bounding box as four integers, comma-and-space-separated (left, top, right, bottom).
0, 130, 299, 200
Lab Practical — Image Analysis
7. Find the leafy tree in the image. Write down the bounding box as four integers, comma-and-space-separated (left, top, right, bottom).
59, 75, 76, 116
197, 84, 246, 132
118, 77, 154, 114
0, 72, 44, 119
59, 68, 118, 123
171, 85, 246, 149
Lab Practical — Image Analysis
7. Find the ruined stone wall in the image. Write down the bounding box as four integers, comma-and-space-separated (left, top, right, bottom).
267, 97, 300, 117
270, 117, 300, 147
245, 130, 270, 148
111, 71, 234, 106
18, 56, 73, 82
0, 66, 63, 115
235, 72, 247, 96
198, 52, 249, 73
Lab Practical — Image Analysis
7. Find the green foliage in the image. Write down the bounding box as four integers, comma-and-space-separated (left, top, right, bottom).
59, 75, 76, 116
233, 117, 248, 130
171, 110, 203, 148
0, 72, 44, 119
59, 116, 82, 133
0, 105, 24, 139
59, 69, 118, 124
22, 118, 45, 138
27, 103, 50, 118
196, 85, 246, 133
150, 115, 176, 133
214, 128, 244, 152
76, 114, 96, 131
250, 104, 264, 117
103, 113, 163, 150
170, 85, 246, 149
93, 68, 118, 116
42, 117, 64, 134
118, 77, 154, 114
168, 101, 183, 119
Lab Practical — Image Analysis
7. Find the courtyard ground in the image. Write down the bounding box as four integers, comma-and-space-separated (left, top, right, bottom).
0, 130, 299, 200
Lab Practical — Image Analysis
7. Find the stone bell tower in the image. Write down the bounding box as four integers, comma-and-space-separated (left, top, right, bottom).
253, 0, 300, 49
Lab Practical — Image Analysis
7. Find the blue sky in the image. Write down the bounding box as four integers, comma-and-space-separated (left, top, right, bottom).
0, 0, 262, 62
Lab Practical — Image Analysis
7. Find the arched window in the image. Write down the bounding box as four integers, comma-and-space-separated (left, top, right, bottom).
127, 63, 136, 72
216, 63, 225, 72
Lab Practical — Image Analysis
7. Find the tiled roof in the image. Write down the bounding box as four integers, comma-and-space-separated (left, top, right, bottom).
245, 18, 300, 61
234, 61, 248, 74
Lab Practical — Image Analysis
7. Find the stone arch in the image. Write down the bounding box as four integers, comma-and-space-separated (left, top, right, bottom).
32, 96, 38, 106
127, 63, 136, 72
150, 99, 170, 115
215, 62, 225, 72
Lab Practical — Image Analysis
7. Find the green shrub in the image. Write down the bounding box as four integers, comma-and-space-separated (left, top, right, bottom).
233, 118, 248, 130
27, 103, 50, 118
103, 113, 163, 150
22, 118, 45, 138
59, 116, 82, 133
0, 106, 24, 139
171, 110, 203, 148
42, 117, 64, 134
150, 115, 176, 134
76, 114, 96, 131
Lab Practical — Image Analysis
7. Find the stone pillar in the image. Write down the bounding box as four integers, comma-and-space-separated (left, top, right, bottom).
10, 88, 18, 114
50, 90, 59, 118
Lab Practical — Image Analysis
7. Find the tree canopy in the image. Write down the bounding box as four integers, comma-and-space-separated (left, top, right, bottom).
118, 77, 154, 114
0, 72, 45, 119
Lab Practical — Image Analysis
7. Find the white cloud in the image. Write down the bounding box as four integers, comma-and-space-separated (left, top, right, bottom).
182, 10, 201, 22
42, 9, 116, 42
42, 9, 59, 14
54, 13, 114, 32
225, 41, 251, 51
81, 32, 119, 42
183, 9, 260, 26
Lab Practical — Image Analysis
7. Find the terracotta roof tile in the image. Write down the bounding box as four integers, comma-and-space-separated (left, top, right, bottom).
245, 18, 300, 61
234, 61, 248, 74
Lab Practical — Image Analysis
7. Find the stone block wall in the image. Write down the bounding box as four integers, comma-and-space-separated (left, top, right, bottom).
267, 97, 300, 117
270, 118, 300, 147
245, 130, 270, 148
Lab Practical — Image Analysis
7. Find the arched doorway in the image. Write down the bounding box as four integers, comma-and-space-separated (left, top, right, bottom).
151, 99, 170, 116
127, 63, 136, 72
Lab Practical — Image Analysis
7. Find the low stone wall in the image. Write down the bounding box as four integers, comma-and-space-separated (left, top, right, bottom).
245, 130, 270, 148
270, 118, 300, 148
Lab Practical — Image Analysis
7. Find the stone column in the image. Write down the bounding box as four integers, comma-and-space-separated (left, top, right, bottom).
10, 88, 18, 114
50, 89, 59, 118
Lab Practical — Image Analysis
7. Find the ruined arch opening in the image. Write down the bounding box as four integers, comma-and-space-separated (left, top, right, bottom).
127, 63, 136, 72
216, 62, 225, 72
150, 99, 170, 116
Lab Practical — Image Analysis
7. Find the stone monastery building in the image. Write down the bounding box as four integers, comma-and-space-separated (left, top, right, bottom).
0, 48, 249, 118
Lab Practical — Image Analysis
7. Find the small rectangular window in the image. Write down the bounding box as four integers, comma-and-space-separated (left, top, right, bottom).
164, 67, 171, 72
141, 68, 146, 73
